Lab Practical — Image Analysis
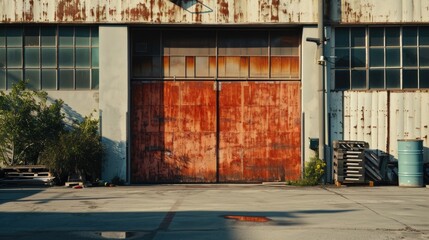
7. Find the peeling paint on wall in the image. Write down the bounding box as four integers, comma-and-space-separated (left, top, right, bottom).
0, 0, 319, 24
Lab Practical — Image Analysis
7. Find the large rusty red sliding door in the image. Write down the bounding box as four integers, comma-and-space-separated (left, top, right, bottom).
131, 81, 217, 183
218, 81, 301, 182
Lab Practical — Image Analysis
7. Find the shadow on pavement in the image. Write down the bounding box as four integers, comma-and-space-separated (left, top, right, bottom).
0, 209, 356, 240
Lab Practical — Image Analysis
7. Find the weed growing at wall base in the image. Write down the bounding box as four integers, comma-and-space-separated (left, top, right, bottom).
287, 154, 326, 186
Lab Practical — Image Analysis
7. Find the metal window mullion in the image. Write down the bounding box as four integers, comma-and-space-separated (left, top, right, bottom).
4, 26, 7, 89
21, 26, 24, 88
349, 28, 352, 90
400, 27, 402, 89
366, 27, 369, 90
160, 30, 163, 79
268, 31, 271, 78
20, 26, 24, 89
56, 25, 59, 90
73, 26, 76, 90
38, 26, 42, 90
89, 27, 92, 90
417, 26, 420, 89
215, 30, 218, 80
383, 27, 386, 89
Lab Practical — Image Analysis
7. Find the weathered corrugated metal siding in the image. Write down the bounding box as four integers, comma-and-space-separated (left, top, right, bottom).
390, 92, 429, 162
0, 0, 318, 24
339, 0, 429, 23
343, 91, 388, 152
332, 91, 429, 162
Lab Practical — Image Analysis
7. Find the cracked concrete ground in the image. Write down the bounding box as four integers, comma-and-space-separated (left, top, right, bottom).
0, 185, 428, 240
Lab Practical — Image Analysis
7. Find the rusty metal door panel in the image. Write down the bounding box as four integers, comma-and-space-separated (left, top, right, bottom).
219, 81, 301, 182
131, 81, 216, 183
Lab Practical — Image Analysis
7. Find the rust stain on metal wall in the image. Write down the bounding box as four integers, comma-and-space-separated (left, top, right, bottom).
233, 0, 244, 23
259, 0, 270, 22
128, 3, 151, 21
218, 0, 229, 23
24, 0, 34, 22
271, 0, 279, 22
56, 0, 87, 22
42, 1, 49, 21
219, 82, 301, 182
131, 81, 217, 183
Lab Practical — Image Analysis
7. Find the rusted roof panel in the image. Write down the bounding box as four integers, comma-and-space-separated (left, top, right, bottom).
0, 0, 318, 24
340, 0, 429, 24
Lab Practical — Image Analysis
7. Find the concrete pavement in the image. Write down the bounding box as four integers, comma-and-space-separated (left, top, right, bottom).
0, 184, 428, 240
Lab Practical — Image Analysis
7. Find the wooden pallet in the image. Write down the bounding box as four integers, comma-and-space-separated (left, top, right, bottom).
335, 180, 375, 187
1, 165, 54, 185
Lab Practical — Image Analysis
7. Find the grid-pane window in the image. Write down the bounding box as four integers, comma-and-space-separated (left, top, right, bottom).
131, 29, 301, 80
334, 27, 429, 90
0, 26, 99, 90
334, 28, 366, 90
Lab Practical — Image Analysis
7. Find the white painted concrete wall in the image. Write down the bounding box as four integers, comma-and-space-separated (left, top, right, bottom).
301, 26, 320, 168
99, 26, 129, 183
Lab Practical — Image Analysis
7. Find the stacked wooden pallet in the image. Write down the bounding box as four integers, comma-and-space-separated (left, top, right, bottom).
1, 165, 55, 185
333, 141, 369, 184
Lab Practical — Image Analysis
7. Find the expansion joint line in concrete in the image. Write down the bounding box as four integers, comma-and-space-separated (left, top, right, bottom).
322, 187, 421, 234
144, 197, 184, 240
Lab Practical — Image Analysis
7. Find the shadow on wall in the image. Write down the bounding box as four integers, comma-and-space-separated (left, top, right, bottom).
46, 96, 85, 128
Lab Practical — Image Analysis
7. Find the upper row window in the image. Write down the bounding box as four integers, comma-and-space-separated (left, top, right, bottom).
334, 27, 429, 90
0, 26, 99, 90
132, 29, 301, 79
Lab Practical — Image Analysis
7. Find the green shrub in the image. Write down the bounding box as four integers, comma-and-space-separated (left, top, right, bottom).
287, 154, 326, 186
39, 116, 103, 184
0, 80, 64, 165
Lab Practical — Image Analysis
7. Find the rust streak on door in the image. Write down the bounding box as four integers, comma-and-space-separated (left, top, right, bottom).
218, 81, 301, 182
131, 81, 217, 183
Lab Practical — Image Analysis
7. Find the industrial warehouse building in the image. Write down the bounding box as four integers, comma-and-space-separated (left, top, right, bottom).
0, 0, 428, 183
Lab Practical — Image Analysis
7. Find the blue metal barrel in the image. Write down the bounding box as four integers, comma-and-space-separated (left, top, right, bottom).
398, 139, 424, 187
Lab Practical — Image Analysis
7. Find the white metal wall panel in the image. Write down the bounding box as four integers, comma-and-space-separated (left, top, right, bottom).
376, 92, 388, 152
343, 91, 351, 140
422, 93, 429, 162
339, 91, 428, 162
341, 91, 388, 152
390, 92, 429, 162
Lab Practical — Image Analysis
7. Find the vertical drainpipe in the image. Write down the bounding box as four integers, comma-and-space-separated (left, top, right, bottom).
318, 0, 326, 162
